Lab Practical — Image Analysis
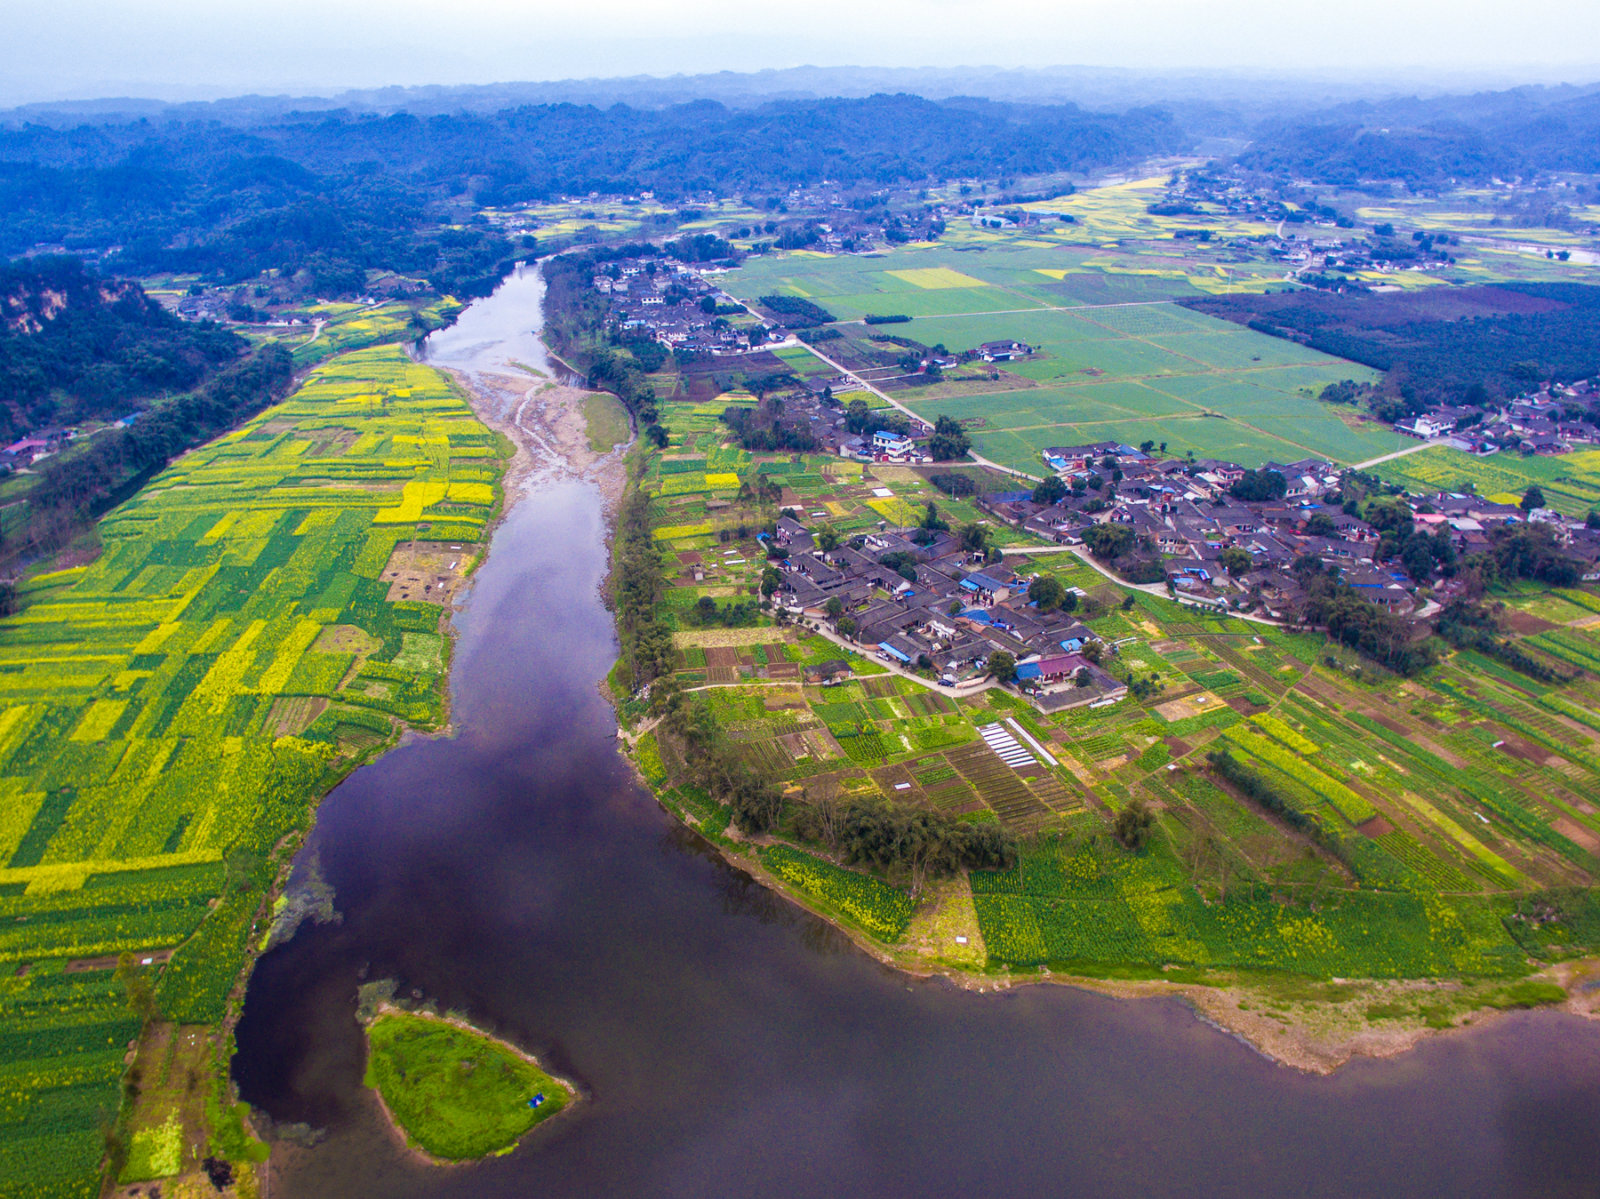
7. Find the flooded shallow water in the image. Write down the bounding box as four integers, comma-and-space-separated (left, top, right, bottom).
232, 271, 1600, 1199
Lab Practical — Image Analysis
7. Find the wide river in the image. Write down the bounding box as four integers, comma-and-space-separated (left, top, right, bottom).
233, 268, 1600, 1198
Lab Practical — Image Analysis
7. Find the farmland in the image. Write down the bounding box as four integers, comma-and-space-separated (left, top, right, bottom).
613, 369, 1600, 1005
722, 236, 1404, 471
1372, 444, 1600, 518
0, 344, 508, 1197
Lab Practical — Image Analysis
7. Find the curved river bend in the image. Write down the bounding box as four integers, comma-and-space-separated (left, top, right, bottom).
233, 268, 1600, 1199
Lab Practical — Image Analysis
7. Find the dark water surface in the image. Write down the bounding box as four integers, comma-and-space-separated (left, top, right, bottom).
233, 278, 1600, 1199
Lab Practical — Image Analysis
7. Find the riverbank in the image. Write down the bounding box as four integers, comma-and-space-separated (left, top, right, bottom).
445, 366, 628, 509
624, 773, 1600, 1074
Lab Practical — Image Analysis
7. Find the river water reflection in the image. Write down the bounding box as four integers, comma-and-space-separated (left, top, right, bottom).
232, 272, 1600, 1199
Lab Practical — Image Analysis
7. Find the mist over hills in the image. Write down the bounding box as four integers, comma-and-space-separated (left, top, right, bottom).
3, 63, 1592, 132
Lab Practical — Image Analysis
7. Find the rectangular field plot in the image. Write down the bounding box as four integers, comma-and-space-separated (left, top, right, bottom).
719, 239, 1387, 468
886, 267, 990, 289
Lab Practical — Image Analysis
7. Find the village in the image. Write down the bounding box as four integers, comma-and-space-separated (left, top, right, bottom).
743, 431, 1598, 707
764, 509, 1130, 709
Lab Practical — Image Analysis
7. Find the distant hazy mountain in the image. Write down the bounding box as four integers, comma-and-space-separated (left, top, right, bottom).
0, 64, 1526, 133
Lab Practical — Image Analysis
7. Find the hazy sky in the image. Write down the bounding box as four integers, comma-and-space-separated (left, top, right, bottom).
5, 0, 1599, 105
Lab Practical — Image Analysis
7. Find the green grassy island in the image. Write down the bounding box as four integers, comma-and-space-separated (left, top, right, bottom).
363, 1010, 574, 1161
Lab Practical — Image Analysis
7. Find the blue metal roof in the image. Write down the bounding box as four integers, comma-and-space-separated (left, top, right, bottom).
877, 641, 912, 663
1014, 662, 1042, 681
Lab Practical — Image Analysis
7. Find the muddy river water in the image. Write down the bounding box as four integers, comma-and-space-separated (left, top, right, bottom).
232, 267, 1600, 1199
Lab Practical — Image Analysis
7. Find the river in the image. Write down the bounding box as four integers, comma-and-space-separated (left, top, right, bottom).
232, 268, 1600, 1199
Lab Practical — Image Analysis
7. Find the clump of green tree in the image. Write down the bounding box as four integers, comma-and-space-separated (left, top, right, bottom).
928, 415, 970, 461
1483, 522, 1581, 587
1112, 798, 1156, 851
930, 472, 978, 498
652, 692, 785, 833
611, 487, 674, 688
1032, 476, 1068, 505
794, 795, 1017, 895
719, 399, 819, 452
1229, 469, 1288, 503
1293, 557, 1434, 675
758, 295, 834, 327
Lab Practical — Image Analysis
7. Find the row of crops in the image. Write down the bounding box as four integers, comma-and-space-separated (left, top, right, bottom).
970, 834, 1527, 978
0, 345, 509, 1195
758, 845, 914, 941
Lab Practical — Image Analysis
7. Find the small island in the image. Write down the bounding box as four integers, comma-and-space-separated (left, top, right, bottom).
362, 1008, 575, 1162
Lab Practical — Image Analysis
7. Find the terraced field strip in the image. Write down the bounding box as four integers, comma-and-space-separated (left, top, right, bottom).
947, 742, 1052, 830
1026, 770, 1085, 814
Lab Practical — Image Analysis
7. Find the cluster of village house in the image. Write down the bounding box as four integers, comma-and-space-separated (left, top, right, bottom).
596, 259, 764, 355
760, 515, 1130, 711
1392, 381, 1600, 455
0, 418, 138, 471
990, 439, 1600, 617
736, 425, 1600, 711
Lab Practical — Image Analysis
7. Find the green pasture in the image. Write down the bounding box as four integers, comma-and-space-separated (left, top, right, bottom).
582, 392, 632, 454
364, 1011, 570, 1160
896, 308, 1396, 470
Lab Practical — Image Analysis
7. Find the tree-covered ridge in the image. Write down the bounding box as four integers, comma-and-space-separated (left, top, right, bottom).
0, 96, 1182, 283
1237, 86, 1600, 184
0, 256, 241, 438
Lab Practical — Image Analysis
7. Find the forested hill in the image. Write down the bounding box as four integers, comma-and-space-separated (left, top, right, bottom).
1236, 84, 1600, 185
0, 95, 1183, 284
0, 256, 241, 439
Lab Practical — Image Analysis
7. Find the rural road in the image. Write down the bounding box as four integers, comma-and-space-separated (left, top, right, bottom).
788, 337, 1043, 484
674, 621, 999, 698
1352, 438, 1446, 470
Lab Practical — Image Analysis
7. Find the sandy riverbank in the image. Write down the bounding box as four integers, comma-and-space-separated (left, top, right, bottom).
447, 367, 628, 509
